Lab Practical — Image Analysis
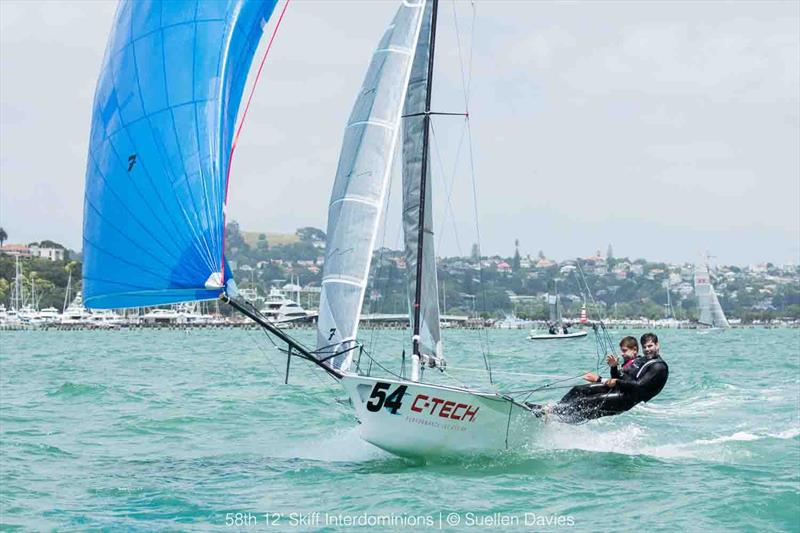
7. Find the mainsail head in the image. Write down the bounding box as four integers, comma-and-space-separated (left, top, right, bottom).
316, 1, 427, 370
82, 0, 278, 309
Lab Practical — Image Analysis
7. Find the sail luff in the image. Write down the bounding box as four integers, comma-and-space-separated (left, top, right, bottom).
316, 1, 428, 370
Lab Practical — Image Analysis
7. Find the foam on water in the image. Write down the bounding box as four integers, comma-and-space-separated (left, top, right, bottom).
277, 426, 389, 463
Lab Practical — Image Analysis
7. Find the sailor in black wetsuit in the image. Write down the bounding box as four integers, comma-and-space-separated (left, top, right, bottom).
534, 333, 669, 423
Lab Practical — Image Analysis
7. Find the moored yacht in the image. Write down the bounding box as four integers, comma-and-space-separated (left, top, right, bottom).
141, 308, 181, 325
90, 309, 123, 327
61, 294, 93, 325
259, 287, 310, 324
38, 307, 62, 324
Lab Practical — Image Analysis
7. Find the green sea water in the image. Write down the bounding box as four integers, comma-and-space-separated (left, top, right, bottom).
1, 327, 798, 531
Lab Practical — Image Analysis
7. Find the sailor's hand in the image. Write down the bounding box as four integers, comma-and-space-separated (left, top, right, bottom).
605, 378, 618, 388
583, 372, 600, 383
606, 354, 619, 367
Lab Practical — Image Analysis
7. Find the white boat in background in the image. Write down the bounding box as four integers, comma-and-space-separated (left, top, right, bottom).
529, 280, 587, 340
38, 307, 61, 324
17, 306, 44, 326
694, 255, 730, 330
141, 308, 181, 325
1, 306, 21, 326
495, 315, 534, 329
61, 294, 93, 325
259, 287, 310, 324
175, 303, 213, 325
89, 309, 123, 328
529, 330, 588, 340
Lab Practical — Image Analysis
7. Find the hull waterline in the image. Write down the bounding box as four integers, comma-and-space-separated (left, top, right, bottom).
528, 331, 589, 340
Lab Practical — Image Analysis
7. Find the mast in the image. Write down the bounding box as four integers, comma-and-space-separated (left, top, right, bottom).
555, 279, 561, 324
12, 256, 22, 311
411, 0, 439, 371
63, 267, 72, 314
665, 282, 672, 319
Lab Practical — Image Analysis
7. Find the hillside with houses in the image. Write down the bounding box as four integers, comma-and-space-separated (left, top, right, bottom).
1, 223, 797, 323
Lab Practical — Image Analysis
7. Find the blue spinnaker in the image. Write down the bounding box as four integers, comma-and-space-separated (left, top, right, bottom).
82, 0, 277, 309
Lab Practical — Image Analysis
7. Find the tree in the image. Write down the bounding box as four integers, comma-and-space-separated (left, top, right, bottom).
0, 227, 6, 248
538, 250, 545, 260
224, 220, 250, 256
470, 243, 480, 262
296, 227, 326, 242
38, 240, 65, 249
606, 243, 614, 260
512, 239, 521, 271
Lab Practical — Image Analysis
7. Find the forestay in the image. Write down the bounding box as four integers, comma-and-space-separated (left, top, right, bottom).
402, 0, 442, 360
82, 0, 278, 309
316, 1, 427, 370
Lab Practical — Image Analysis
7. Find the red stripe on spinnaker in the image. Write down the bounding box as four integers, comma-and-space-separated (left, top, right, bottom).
220, 0, 291, 283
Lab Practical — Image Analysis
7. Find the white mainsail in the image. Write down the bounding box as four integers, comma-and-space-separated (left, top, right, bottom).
547, 280, 563, 324
316, 1, 427, 370
547, 294, 561, 324
402, 0, 442, 360
694, 261, 730, 328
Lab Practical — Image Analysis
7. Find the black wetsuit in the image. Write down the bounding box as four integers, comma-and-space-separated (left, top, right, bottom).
548, 355, 669, 423
610, 356, 645, 379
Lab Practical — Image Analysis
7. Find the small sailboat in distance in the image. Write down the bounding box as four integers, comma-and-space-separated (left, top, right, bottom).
694, 255, 730, 330
529, 280, 588, 340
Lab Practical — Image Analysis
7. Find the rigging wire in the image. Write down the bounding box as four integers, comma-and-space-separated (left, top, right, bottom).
221, 0, 291, 279
449, 0, 493, 384
450, 0, 476, 111
575, 259, 616, 372
239, 321, 349, 417
429, 120, 467, 256
465, 118, 493, 384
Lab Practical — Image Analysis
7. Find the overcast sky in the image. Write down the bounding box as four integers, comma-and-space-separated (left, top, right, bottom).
1, 0, 798, 266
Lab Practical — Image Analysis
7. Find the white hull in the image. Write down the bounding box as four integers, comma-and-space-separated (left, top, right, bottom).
697, 327, 727, 335
339, 374, 538, 457
528, 330, 588, 340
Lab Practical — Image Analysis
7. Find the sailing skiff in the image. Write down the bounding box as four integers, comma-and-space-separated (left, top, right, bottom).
82, 0, 543, 458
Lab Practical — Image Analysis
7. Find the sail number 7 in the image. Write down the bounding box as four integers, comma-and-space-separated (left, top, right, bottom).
366, 382, 407, 414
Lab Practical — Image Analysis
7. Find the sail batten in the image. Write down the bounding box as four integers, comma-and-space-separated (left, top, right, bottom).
82, 0, 278, 309
316, 1, 428, 369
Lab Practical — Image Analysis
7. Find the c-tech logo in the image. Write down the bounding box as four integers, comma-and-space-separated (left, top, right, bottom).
365, 382, 480, 422
410, 394, 480, 421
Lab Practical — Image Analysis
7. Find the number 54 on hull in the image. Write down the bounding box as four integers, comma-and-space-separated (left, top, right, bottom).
340, 374, 538, 458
